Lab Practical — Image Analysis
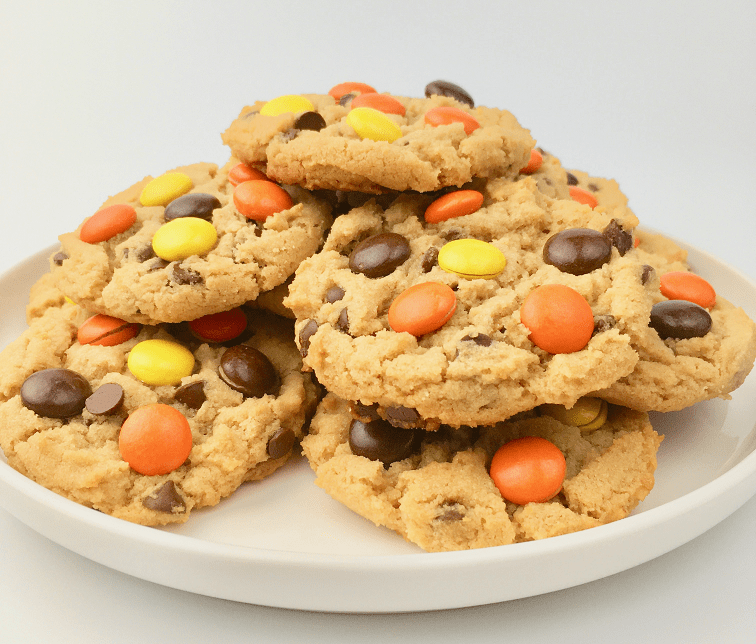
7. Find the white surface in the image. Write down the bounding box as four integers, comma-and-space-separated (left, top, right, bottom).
1, 0, 755, 640
1, 242, 756, 614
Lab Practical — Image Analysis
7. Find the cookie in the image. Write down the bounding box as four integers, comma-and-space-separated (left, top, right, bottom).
595, 230, 756, 411
221, 83, 535, 193
0, 283, 319, 525
285, 174, 653, 428
302, 394, 662, 552
51, 160, 332, 324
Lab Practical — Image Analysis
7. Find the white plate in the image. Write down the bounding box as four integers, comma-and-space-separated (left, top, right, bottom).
1, 240, 756, 613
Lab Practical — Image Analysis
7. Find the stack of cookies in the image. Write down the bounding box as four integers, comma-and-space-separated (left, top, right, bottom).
2, 81, 755, 552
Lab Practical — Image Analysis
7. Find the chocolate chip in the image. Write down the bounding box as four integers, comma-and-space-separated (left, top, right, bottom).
348, 232, 411, 278
336, 308, 349, 333
650, 300, 712, 340
348, 418, 419, 466
641, 264, 655, 285
325, 286, 345, 303
242, 109, 259, 119
566, 172, 579, 186
174, 381, 206, 409
592, 315, 617, 336
603, 219, 633, 256
543, 228, 612, 275
280, 128, 300, 143
349, 401, 381, 422
383, 406, 421, 429
421, 247, 439, 273
219, 345, 280, 398
424, 80, 474, 107
298, 319, 319, 357
294, 111, 326, 131
461, 333, 492, 347
172, 265, 203, 285
85, 383, 124, 415
20, 368, 92, 419
441, 229, 467, 242
149, 258, 170, 272
142, 481, 186, 514
134, 245, 156, 262
339, 92, 356, 107
588, 183, 600, 192
52, 251, 68, 266
164, 193, 222, 222
436, 502, 465, 522
266, 428, 296, 459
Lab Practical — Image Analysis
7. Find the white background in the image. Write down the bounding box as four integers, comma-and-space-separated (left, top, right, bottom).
1, 1, 755, 642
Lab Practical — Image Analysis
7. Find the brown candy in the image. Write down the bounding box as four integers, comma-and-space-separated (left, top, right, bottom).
266, 428, 296, 459
20, 368, 92, 419
349, 232, 411, 278
348, 418, 419, 466
164, 193, 221, 222
174, 381, 206, 409
543, 228, 612, 275
142, 481, 186, 514
85, 383, 124, 415
650, 300, 712, 340
424, 80, 474, 107
219, 345, 280, 398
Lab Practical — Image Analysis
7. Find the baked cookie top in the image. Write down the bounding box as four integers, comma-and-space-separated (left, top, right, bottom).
51, 160, 332, 324
302, 394, 662, 553
221, 82, 535, 193
596, 229, 756, 411
285, 174, 653, 428
0, 283, 319, 526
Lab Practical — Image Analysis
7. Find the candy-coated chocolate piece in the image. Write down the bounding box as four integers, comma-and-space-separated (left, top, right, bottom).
232, 180, 293, 221
20, 368, 92, 419
541, 397, 608, 431
188, 308, 247, 342
424, 80, 474, 107
543, 228, 613, 276
219, 345, 280, 398
346, 107, 403, 142
77, 314, 141, 346
228, 163, 268, 186
350, 93, 406, 116
649, 300, 712, 340
424, 190, 484, 223
660, 271, 716, 309
328, 82, 376, 100
260, 95, 314, 117
163, 193, 221, 222
438, 239, 507, 279
139, 172, 193, 207
424, 106, 479, 135
119, 404, 193, 475
520, 148, 543, 174
348, 418, 418, 466
349, 232, 411, 278
388, 282, 457, 336
152, 217, 217, 261
520, 284, 594, 354
79, 204, 137, 243
489, 436, 566, 505
127, 339, 195, 385
569, 186, 599, 209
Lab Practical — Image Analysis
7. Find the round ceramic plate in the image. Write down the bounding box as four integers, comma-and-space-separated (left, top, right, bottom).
1, 240, 756, 613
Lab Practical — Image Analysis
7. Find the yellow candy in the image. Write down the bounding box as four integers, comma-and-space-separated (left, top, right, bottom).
140, 172, 193, 207
152, 217, 217, 261
346, 107, 402, 143
260, 95, 315, 117
541, 397, 608, 431
128, 339, 195, 386
437, 239, 507, 279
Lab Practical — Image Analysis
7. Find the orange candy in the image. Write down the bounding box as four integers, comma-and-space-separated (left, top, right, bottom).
119, 404, 193, 476
388, 282, 457, 336
79, 204, 137, 243
569, 186, 599, 209
188, 308, 248, 342
424, 190, 484, 223
77, 314, 141, 347
520, 284, 594, 354
228, 163, 268, 186
660, 271, 717, 309
489, 436, 566, 505
328, 82, 377, 100
350, 93, 406, 116
520, 149, 543, 175
233, 180, 293, 221
424, 106, 480, 135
